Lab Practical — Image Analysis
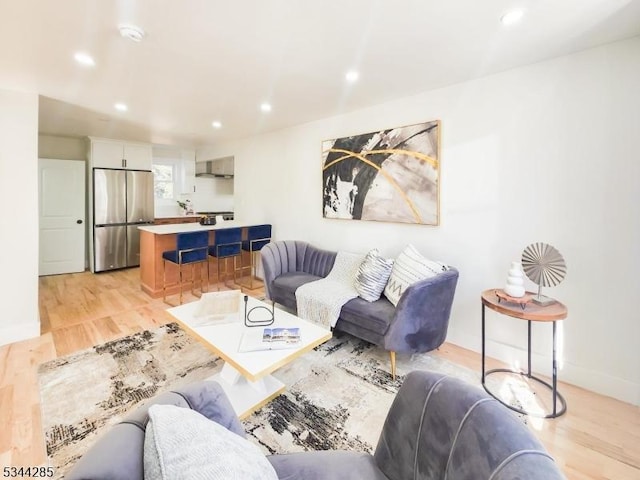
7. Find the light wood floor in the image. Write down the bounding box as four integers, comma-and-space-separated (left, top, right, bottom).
1, 268, 638, 479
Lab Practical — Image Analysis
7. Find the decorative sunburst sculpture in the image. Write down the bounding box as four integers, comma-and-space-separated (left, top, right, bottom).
521, 242, 566, 305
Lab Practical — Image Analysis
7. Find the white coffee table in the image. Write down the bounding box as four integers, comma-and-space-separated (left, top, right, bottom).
167, 295, 332, 419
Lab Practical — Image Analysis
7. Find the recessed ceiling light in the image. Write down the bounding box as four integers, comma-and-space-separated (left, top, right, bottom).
500, 9, 524, 26
211, 121, 222, 129
260, 103, 272, 113
74, 52, 95, 67
114, 103, 128, 112
119, 24, 145, 42
345, 71, 359, 83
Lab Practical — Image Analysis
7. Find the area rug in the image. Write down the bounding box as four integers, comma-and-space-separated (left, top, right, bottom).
38, 323, 529, 478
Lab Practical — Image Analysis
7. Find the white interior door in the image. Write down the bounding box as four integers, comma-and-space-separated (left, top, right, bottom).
39, 158, 86, 275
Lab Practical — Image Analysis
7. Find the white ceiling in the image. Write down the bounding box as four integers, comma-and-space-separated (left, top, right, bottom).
2, 0, 639, 147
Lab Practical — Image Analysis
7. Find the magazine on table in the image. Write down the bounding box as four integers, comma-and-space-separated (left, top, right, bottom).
238, 327, 301, 352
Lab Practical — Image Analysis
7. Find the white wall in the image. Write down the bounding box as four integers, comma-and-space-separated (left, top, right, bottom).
0, 89, 40, 345
199, 37, 640, 405
38, 134, 86, 160
192, 177, 234, 212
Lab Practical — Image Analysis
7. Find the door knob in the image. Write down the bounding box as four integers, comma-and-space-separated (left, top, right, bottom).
77, 219, 83, 224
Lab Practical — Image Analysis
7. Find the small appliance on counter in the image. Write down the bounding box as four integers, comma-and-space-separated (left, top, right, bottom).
199, 215, 217, 225
196, 211, 234, 221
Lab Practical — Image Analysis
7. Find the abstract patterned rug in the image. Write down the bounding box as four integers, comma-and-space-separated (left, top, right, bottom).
38, 323, 527, 478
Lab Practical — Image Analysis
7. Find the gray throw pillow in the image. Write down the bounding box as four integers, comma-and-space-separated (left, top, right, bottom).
384, 244, 448, 306
355, 249, 394, 302
144, 404, 278, 480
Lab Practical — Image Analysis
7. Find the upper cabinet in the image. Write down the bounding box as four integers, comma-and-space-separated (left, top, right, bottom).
180, 149, 196, 194
88, 137, 152, 170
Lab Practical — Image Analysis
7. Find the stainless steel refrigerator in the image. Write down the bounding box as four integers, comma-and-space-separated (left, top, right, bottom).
93, 168, 154, 272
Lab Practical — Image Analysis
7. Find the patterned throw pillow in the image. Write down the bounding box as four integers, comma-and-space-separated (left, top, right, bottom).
355, 249, 394, 302
383, 244, 448, 307
144, 404, 278, 480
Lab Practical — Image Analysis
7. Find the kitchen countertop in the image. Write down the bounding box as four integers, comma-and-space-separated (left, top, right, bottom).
154, 214, 201, 219
138, 220, 243, 235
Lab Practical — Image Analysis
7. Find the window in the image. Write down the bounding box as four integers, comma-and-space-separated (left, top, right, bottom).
153, 163, 175, 200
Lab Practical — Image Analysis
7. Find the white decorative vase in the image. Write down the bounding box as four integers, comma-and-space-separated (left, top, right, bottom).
504, 261, 525, 297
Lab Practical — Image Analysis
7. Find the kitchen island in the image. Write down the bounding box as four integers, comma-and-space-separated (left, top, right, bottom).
138, 222, 265, 298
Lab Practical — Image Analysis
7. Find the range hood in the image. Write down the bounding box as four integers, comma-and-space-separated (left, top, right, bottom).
195, 156, 234, 178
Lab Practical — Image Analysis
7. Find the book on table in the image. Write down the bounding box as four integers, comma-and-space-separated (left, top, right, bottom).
238, 327, 301, 352
190, 291, 241, 327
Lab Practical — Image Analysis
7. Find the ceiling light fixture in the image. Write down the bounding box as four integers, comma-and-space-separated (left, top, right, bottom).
500, 8, 524, 26
260, 103, 272, 113
211, 121, 222, 129
114, 103, 128, 112
119, 24, 145, 42
74, 52, 95, 67
345, 70, 359, 83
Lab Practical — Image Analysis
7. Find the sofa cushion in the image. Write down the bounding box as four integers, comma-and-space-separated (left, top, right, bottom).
355, 249, 394, 302
144, 404, 278, 480
339, 296, 395, 336
383, 244, 448, 306
271, 272, 323, 309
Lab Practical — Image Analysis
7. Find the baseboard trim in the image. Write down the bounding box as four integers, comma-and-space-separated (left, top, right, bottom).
447, 329, 640, 406
0, 323, 40, 347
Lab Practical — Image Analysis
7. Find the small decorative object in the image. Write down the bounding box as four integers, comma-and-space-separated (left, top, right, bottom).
177, 199, 194, 215
521, 242, 567, 306
192, 291, 242, 326
504, 261, 525, 297
243, 295, 275, 327
495, 289, 532, 310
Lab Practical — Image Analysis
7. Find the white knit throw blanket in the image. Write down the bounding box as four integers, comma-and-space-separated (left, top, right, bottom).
295, 251, 364, 329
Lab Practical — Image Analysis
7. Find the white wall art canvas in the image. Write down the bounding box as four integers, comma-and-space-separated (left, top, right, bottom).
322, 120, 440, 225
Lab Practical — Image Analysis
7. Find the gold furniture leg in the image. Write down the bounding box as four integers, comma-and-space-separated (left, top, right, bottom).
390, 351, 396, 380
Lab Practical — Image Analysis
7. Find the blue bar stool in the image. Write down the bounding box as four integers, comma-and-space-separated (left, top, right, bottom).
208, 227, 242, 290
240, 224, 272, 289
162, 231, 209, 304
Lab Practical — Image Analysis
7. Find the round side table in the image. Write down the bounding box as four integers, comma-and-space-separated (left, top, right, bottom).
481, 289, 568, 418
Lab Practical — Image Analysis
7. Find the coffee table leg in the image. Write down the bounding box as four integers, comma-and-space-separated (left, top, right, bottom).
210, 362, 285, 419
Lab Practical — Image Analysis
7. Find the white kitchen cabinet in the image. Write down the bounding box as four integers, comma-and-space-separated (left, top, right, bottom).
181, 149, 196, 194
88, 138, 152, 170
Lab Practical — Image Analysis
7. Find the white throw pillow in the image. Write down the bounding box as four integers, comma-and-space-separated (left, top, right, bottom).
144, 404, 278, 480
355, 249, 394, 302
383, 244, 448, 306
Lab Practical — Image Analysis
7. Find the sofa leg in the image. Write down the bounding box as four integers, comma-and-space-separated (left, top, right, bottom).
389, 351, 396, 380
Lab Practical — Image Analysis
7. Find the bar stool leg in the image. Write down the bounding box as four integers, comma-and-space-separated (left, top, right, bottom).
179, 263, 183, 305
163, 259, 167, 303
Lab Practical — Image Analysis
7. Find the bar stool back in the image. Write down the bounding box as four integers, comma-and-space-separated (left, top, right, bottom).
208, 227, 242, 289
162, 231, 209, 304
241, 224, 272, 289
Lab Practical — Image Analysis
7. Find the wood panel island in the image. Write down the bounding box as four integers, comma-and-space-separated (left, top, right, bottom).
138, 222, 267, 298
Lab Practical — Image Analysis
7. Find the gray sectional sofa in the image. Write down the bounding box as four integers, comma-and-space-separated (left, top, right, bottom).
261, 240, 459, 377
65, 371, 565, 479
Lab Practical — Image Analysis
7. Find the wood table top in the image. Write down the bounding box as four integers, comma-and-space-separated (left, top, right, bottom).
481, 289, 568, 322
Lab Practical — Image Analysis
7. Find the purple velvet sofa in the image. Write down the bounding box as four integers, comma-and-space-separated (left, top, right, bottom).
260, 240, 459, 377
65, 372, 564, 479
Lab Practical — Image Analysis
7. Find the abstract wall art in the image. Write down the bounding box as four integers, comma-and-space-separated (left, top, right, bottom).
322, 120, 440, 225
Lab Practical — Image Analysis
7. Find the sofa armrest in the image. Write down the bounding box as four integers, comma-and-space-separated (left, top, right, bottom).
383, 268, 458, 353
261, 241, 336, 300
65, 381, 242, 480
374, 371, 564, 479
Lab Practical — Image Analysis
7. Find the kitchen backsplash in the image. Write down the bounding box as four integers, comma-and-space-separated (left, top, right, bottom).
154, 177, 234, 217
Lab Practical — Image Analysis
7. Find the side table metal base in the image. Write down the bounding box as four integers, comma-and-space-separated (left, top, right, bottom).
483, 368, 567, 418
